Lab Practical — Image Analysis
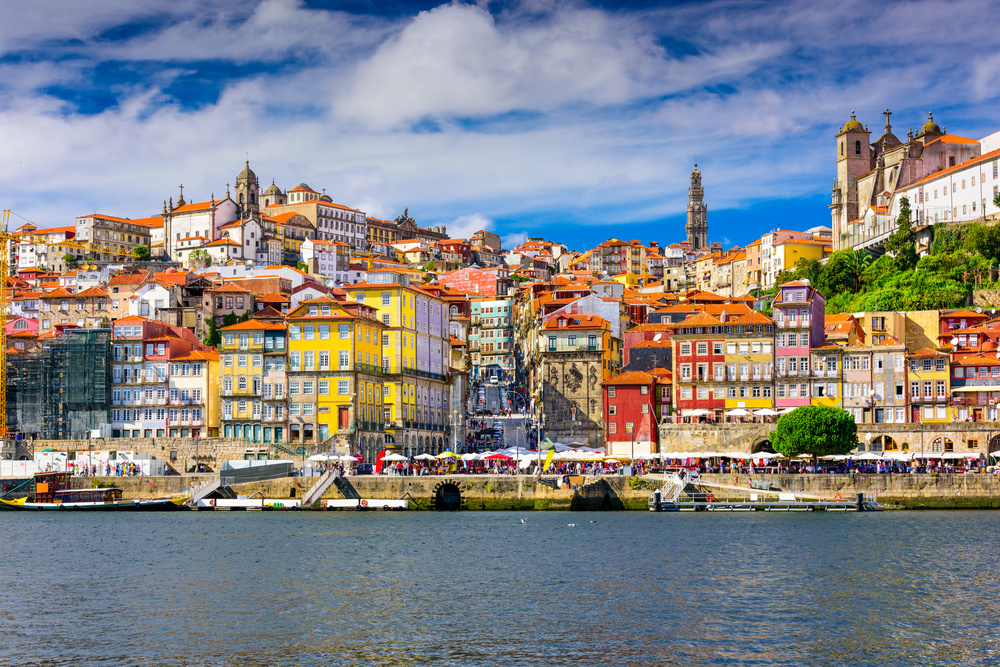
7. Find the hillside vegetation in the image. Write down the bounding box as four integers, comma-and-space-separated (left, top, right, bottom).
774, 195, 1000, 314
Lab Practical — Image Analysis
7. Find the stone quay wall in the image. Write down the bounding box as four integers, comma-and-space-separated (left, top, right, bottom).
56, 471, 1000, 510
698, 473, 1000, 510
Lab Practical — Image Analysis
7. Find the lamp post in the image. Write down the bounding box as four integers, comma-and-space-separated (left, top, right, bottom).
626, 422, 635, 476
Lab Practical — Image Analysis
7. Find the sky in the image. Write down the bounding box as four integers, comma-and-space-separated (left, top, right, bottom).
2, 0, 999, 253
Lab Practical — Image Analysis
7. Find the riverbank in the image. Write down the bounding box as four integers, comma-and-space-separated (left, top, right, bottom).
5, 472, 997, 509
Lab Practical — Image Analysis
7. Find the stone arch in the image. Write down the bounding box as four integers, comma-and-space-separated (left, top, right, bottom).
930, 437, 954, 452
432, 482, 462, 511
750, 438, 774, 454
990, 433, 1000, 452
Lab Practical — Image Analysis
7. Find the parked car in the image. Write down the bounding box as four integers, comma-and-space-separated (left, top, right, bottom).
355, 464, 374, 475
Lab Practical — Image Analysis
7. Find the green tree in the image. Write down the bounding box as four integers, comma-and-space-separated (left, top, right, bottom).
423, 260, 437, 272
884, 196, 917, 270
222, 312, 239, 328
296, 261, 309, 273
966, 223, 1000, 264
132, 245, 151, 261
843, 249, 873, 291
63, 253, 78, 269
204, 317, 220, 347
771, 406, 859, 459
816, 250, 855, 297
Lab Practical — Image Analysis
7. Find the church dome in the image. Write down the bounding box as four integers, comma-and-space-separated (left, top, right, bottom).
263, 182, 282, 195
920, 112, 941, 135
842, 111, 864, 133
238, 160, 257, 182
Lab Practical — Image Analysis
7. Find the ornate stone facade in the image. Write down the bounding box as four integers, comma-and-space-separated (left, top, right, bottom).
685, 164, 708, 249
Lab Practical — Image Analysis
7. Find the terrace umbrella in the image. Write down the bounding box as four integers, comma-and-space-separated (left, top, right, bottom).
382, 453, 409, 462
484, 453, 513, 460
754, 408, 779, 416
436, 451, 461, 459
413, 453, 436, 461
724, 408, 750, 417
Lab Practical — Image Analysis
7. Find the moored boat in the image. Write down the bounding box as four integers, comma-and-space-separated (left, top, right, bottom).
0, 472, 187, 511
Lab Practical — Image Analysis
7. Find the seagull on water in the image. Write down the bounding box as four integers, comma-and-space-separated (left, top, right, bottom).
520, 518, 526, 524
567, 523, 578, 527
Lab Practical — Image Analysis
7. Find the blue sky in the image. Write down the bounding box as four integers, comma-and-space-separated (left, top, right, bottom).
1, 0, 999, 252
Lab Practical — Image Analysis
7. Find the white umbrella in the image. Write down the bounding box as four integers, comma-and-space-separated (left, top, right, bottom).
724, 408, 750, 416
413, 453, 436, 461
460, 452, 482, 461
750, 452, 778, 461
307, 454, 334, 461
990, 450, 1000, 457
855, 452, 881, 460
777, 407, 796, 414
382, 453, 408, 462
754, 408, 778, 416
339, 454, 359, 462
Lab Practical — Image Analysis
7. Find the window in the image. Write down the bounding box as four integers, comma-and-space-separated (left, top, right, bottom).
338, 380, 349, 395
319, 325, 330, 340
680, 343, 691, 355
696, 343, 708, 355
609, 405, 617, 415
607, 387, 616, 398
339, 324, 349, 339
608, 423, 617, 435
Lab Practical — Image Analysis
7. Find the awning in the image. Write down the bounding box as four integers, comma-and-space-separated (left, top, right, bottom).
951, 386, 999, 393
941, 452, 982, 460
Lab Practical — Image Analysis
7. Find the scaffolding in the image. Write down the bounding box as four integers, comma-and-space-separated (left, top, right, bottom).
7, 328, 112, 440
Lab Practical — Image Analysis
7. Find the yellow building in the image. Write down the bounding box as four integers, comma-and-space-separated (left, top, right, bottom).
169, 348, 220, 439
907, 348, 951, 423
218, 320, 276, 442
285, 296, 386, 454
809, 344, 844, 409
771, 238, 831, 276
346, 271, 453, 460
723, 311, 775, 412
611, 271, 642, 289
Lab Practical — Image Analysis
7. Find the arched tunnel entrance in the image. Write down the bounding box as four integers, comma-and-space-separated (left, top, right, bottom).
433, 482, 462, 511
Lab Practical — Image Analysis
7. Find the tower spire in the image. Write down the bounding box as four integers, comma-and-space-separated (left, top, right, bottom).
686, 164, 708, 250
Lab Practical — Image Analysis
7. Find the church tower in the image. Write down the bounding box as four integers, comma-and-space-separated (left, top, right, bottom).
831, 111, 871, 250
685, 164, 708, 249
234, 160, 260, 219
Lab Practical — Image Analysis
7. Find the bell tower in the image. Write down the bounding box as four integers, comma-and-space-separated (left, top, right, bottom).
685, 164, 708, 249
234, 160, 260, 219
832, 111, 871, 250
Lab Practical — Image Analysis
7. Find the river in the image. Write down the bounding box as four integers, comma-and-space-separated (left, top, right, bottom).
1, 510, 997, 666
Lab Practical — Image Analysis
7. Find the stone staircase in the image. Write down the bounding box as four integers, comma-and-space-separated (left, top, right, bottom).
301, 471, 338, 508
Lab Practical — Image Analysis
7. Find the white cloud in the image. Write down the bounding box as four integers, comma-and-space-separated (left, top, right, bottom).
501, 231, 528, 248
444, 213, 494, 241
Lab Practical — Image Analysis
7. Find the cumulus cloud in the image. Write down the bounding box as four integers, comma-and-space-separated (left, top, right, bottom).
444, 213, 494, 240
502, 231, 528, 248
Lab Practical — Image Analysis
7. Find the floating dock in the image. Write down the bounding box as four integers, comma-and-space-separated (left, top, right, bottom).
647, 471, 882, 512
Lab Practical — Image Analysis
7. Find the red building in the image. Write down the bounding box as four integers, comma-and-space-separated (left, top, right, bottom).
601, 371, 659, 458
666, 311, 726, 421
437, 266, 511, 297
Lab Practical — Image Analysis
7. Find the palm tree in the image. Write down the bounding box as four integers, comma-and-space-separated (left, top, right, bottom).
844, 249, 872, 292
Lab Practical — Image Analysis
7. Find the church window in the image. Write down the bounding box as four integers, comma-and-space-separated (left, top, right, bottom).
840, 142, 844, 156
855, 140, 861, 155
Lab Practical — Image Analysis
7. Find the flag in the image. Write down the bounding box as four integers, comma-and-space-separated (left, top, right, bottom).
544, 448, 555, 471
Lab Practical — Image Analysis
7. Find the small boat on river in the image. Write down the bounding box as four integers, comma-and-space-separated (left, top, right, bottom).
0, 472, 187, 511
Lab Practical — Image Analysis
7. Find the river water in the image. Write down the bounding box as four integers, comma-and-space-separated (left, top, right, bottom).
1, 510, 998, 666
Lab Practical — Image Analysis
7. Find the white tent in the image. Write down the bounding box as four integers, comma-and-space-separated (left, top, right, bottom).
382, 453, 408, 462
724, 408, 750, 416
754, 408, 779, 416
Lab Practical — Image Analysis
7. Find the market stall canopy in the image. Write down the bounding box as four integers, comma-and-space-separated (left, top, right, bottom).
413, 453, 436, 461
436, 451, 461, 459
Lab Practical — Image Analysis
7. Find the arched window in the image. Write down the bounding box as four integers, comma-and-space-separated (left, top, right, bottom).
450, 305, 459, 315
238, 376, 247, 390
855, 140, 861, 155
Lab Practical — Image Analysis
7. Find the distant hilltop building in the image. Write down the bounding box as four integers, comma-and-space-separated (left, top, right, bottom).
685, 165, 708, 250
831, 109, 1000, 255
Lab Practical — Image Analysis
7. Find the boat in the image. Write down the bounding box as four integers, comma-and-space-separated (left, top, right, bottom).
0, 472, 188, 511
